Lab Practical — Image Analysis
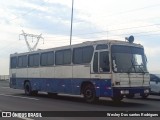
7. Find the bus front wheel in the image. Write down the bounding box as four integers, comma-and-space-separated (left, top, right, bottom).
83, 84, 99, 103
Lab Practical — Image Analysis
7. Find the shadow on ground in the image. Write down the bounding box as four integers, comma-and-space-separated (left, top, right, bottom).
13, 92, 149, 108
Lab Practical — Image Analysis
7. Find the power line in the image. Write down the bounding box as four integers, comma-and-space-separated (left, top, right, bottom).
3, 1, 160, 39
6, 0, 160, 37
1, 30, 159, 55
44, 29, 160, 43
44, 23, 160, 40
1, 1, 160, 51
1, 0, 159, 29
102, 16, 160, 29
5, 0, 49, 24
75, 4, 160, 24
108, 4, 160, 16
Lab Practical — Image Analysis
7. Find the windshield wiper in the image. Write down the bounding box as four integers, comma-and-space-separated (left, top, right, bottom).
127, 59, 136, 73
134, 65, 145, 73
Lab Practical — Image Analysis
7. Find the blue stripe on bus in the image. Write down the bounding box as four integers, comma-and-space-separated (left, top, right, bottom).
10, 78, 113, 97
10, 78, 150, 97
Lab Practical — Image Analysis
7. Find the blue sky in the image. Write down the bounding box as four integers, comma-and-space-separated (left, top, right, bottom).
0, 0, 160, 74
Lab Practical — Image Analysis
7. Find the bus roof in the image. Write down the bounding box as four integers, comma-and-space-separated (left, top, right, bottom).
10, 39, 143, 56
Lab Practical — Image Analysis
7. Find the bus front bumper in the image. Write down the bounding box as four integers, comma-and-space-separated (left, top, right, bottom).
112, 87, 150, 96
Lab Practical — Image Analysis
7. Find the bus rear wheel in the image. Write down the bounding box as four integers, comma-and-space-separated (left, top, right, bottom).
24, 82, 32, 95
83, 84, 99, 103
24, 82, 38, 96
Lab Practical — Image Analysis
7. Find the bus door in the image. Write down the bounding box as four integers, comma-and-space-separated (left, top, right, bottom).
91, 50, 112, 96
92, 50, 110, 73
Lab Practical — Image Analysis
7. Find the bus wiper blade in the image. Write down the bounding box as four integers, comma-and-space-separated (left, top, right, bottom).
135, 65, 145, 73
127, 60, 136, 73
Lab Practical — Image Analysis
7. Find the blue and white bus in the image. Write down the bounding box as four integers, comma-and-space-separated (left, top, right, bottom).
10, 38, 150, 102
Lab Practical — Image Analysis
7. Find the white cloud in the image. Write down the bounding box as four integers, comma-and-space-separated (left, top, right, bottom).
0, 0, 160, 74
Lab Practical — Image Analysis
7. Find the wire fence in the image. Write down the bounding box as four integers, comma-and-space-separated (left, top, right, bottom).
0, 75, 9, 80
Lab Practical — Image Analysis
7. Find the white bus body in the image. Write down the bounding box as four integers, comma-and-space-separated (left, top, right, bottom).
10, 40, 150, 102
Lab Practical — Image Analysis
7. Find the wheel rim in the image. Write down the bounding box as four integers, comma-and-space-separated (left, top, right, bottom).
83, 84, 96, 102
85, 89, 93, 99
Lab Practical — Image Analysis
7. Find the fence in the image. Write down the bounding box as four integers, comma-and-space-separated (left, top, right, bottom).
0, 75, 9, 80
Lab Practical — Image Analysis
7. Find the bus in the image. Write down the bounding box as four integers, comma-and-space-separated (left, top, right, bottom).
9, 38, 150, 102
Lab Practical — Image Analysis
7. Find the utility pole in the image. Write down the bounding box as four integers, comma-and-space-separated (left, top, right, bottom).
19, 30, 44, 52
70, 0, 74, 45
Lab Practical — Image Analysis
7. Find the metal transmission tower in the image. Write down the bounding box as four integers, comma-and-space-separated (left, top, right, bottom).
19, 30, 44, 52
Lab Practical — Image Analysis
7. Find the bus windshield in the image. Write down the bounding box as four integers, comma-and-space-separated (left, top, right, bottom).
111, 45, 148, 73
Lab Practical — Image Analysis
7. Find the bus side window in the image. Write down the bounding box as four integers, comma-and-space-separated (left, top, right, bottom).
100, 51, 110, 72
11, 57, 17, 68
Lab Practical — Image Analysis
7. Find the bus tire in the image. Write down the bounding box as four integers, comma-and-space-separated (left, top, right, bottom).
24, 82, 32, 96
126, 94, 135, 99
83, 84, 98, 103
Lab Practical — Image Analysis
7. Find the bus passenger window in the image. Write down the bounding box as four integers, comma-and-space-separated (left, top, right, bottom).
100, 51, 110, 72
11, 57, 17, 68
